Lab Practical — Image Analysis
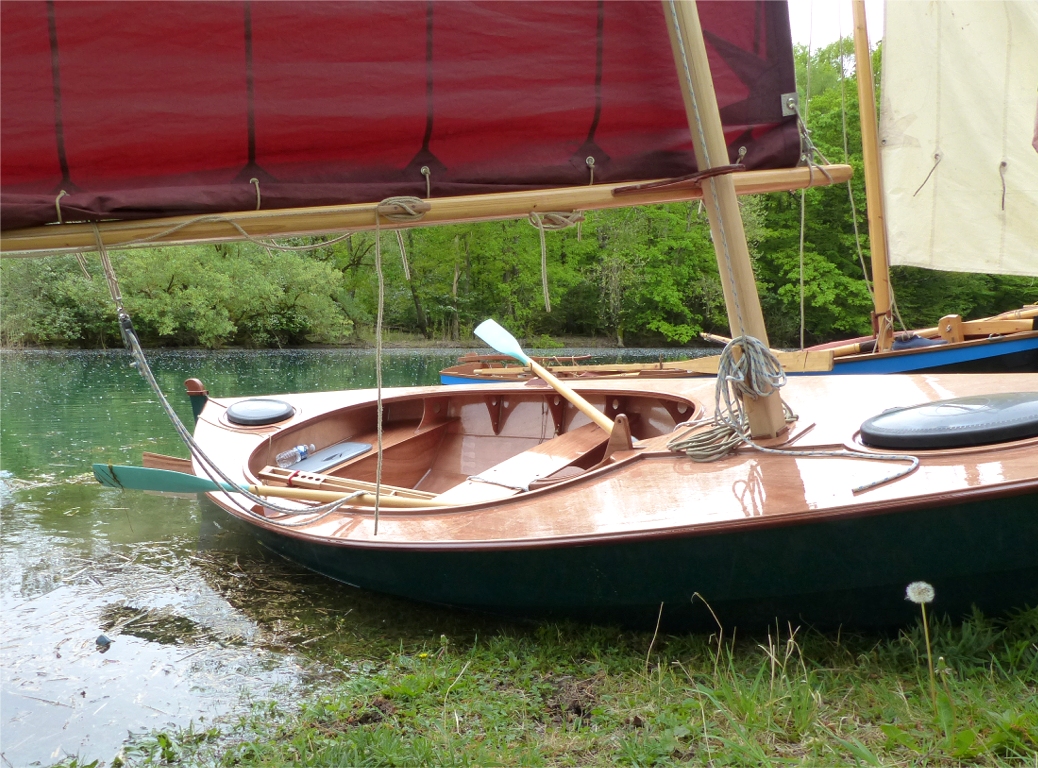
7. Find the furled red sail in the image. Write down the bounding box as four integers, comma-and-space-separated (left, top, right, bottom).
0, 1, 799, 231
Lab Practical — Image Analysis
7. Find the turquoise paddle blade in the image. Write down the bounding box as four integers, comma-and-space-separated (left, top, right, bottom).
473, 319, 530, 364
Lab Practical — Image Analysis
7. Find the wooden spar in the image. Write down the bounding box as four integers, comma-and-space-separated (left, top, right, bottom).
853, 0, 894, 353
0, 165, 851, 257
473, 348, 834, 376
662, 0, 785, 439
528, 360, 616, 433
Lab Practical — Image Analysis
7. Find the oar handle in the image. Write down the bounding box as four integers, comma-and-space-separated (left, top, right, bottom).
528, 360, 615, 434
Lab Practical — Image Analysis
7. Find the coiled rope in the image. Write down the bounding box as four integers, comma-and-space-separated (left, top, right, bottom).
667, 336, 919, 494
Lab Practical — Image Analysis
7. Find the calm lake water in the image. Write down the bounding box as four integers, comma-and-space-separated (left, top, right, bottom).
0, 347, 689, 766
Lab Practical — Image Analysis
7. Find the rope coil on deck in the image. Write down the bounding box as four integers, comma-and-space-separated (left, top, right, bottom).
667, 336, 920, 494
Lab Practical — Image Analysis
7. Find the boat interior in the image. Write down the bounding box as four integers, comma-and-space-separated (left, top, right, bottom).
246, 389, 697, 507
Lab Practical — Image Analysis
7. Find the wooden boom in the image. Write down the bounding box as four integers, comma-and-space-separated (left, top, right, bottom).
1, 165, 851, 257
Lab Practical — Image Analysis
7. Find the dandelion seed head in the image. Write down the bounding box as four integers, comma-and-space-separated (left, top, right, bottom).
905, 581, 935, 604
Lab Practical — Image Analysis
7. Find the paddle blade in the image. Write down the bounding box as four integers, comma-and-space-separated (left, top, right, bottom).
92, 463, 223, 494
474, 319, 530, 364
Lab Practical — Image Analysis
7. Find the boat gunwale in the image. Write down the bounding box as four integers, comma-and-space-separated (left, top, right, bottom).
835, 330, 1038, 364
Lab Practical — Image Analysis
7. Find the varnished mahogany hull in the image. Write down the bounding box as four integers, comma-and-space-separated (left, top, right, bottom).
191, 374, 1038, 630
229, 490, 1036, 630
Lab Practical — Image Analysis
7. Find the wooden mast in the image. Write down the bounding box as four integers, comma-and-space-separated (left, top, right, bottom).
852, 0, 894, 352
662, 0, 786, 438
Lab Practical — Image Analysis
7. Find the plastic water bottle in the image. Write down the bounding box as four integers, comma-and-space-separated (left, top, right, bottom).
275, 443, 315, 468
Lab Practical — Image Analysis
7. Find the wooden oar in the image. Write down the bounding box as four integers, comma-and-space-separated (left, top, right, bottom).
92, 464, 444, 508
474, 319, 615, 434
258, 465, 437, 500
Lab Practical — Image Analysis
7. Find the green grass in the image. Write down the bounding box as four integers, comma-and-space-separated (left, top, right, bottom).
112, 606, 1037, 767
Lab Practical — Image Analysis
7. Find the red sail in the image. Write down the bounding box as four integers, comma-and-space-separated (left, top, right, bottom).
0, 1, 798, 231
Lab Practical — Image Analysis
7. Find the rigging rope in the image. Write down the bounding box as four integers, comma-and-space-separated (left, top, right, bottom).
90, 224, 361, 526
527, 211, 583, 313
66, 212, 356, 257
372, 197, 427, 535
667, 336, 919, 494
838, 19, 873, 306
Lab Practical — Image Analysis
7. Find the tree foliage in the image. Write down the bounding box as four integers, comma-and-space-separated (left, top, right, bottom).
2, 39, 1033, 349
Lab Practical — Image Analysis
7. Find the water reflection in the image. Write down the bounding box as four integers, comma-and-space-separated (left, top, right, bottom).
0, 347, 689, 765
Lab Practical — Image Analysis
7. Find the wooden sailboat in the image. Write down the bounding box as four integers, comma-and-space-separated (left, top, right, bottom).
4, 1, 1036, 628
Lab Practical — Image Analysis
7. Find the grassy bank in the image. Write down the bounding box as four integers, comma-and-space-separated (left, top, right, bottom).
112, 606, 1037, 767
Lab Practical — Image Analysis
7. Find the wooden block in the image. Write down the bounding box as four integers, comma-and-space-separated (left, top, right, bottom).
938, 314, 964, 344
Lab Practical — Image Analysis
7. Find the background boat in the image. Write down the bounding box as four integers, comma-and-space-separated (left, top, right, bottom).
439, 0, 1038, 386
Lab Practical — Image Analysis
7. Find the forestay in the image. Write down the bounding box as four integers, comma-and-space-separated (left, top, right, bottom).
879, 1, 1038, 277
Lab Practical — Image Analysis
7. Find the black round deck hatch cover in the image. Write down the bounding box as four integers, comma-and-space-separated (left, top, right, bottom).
226, 398, 295, 426
860, 391, 1038, 450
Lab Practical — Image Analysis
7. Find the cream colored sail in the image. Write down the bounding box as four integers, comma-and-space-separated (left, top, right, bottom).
879, 1, 1038, 277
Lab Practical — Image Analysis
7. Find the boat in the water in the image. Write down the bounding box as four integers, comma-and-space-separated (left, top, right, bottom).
6, 1, 1037, 627
439, 309, 1038, 385
146, 369, 1038, 629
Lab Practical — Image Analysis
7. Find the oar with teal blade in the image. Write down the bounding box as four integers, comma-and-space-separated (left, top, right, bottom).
92, 464, 442, 508
473, 319, 615, 434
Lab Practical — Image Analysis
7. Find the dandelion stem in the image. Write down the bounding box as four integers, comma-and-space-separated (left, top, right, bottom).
920, 603, 937, 710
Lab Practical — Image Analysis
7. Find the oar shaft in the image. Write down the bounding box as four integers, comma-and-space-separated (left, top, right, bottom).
528, 360, 615, 433
244, 485, 442, 508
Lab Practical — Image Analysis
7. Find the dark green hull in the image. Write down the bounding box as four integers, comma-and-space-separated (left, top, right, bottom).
220, 492, 1038, 630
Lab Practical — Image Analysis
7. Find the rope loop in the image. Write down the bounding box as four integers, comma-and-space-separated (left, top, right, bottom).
250, 178, 261, 210
714, 336, 787, 434
528, 211, 583, 231
55, 190, 68, 224
527, 211, 584, 313
376, 196, 428, 223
